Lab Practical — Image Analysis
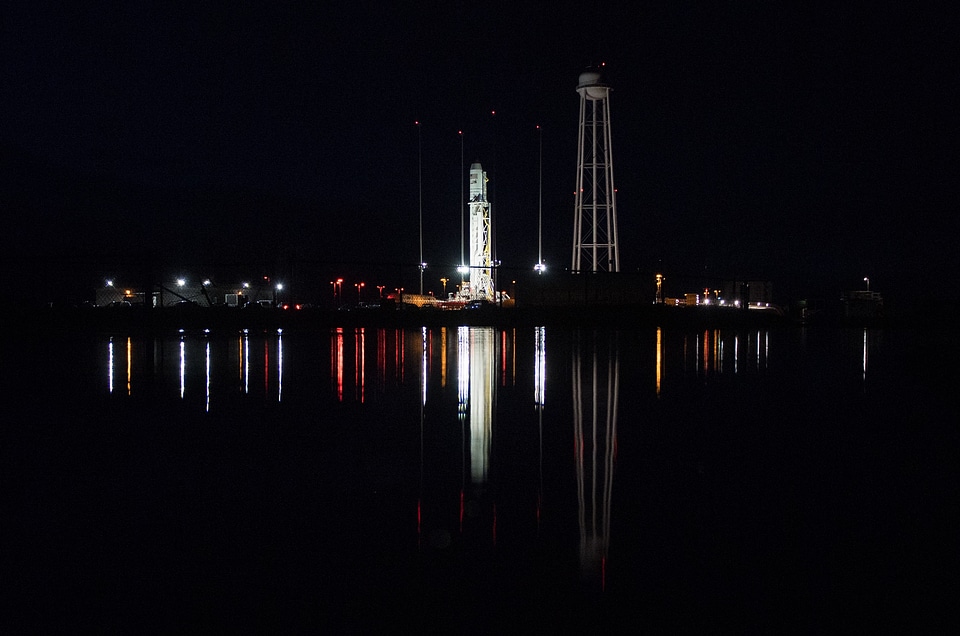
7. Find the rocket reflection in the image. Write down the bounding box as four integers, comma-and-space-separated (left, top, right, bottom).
468, 327, 496, 486
573, 330, 619, 590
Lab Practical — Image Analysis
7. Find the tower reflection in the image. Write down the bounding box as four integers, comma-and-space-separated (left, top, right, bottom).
535, 326, 546, 529
572, 330, 619, 590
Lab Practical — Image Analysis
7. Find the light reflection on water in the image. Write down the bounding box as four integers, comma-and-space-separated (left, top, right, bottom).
103, 326, 795, 407
87, 324, 910, 616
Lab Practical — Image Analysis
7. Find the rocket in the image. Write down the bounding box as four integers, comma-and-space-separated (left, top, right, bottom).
466, 162, 494, 302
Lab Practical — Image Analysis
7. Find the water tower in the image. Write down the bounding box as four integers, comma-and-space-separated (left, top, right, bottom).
572, 68, 620, 272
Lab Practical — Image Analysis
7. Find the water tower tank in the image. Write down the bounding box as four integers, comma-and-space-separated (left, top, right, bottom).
577, 70, 609, 100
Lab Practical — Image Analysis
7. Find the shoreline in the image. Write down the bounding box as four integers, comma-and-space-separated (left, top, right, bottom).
11, 302, 918, 336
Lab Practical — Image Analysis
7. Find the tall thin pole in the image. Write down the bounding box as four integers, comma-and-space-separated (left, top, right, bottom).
538, 125, 543, 270
459, 130, 465, 268
417, 121, 424, 294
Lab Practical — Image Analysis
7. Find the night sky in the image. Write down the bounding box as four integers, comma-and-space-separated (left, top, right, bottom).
2, 1, 954, 306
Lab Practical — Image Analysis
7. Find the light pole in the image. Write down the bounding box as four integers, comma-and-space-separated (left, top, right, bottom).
440, 277, 449, 298
355, 282, 365, 303
864, 277, 870, 291
417, 120, 424, 294
377, 285, 385, 299
535, 124, 545, 274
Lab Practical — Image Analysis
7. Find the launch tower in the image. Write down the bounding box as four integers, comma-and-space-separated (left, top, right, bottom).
572, 68, 620, 272
466, 162, 495, 301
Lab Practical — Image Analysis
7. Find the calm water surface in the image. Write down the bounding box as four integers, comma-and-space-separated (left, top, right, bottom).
6, 324, 957, 631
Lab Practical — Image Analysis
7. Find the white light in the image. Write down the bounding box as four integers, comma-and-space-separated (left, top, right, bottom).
106, 280, 114, 287
203, 279, 211, 286
457, 265, 469, 274
177, 278, 186, 287
276, 283, 283, 291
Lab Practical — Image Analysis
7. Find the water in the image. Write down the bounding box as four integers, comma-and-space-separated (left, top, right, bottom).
5, 324, 957, 631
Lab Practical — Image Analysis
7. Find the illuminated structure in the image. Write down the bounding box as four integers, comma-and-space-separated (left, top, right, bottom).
464, 162, 495, 301
572, 67, 620, 272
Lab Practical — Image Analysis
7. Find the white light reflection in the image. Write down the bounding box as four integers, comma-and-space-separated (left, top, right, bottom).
179, 337, 186, 399
756, 330, 762, 369
765, 330, 770, 369
718, 331, 725, 374
277, 329, 283, 402
457, 326, 469, 534
734, 333, 739, 374
205, 339, 211, 412
535, 326, 546, 530
421, 327, 428, 406
108, 337, 114, 393
457, 327, 469, 418
534, 326, 546, 406
469, 328, 495, 487
862, 328, 869, 384
243, 330, 250, 394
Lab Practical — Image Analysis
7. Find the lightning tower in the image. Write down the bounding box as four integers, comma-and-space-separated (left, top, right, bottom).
572, 67, 620, 272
